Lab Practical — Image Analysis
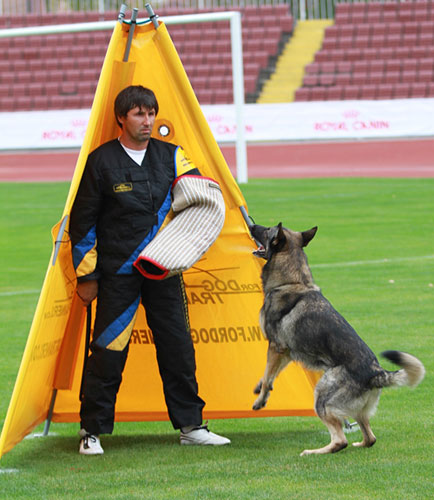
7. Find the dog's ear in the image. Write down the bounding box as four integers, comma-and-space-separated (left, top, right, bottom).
269, 223, 285, 252
301, 226, 318, 247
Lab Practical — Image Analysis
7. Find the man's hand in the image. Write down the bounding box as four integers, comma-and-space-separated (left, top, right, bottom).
76, 280, 98, 307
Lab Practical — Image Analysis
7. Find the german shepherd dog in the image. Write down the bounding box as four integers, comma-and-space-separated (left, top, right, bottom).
250, 222, 425, 456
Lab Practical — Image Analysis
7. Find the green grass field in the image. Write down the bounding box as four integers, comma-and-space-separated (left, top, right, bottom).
0, 178, 433, 499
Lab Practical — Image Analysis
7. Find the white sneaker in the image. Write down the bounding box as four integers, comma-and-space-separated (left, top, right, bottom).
78, 429, 104, 455
180, 424, 231, 446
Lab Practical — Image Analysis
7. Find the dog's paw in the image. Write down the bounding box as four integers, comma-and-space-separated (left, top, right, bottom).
253, 380, 262, 394
300, 449, 311, 457
252, 394, 268, 410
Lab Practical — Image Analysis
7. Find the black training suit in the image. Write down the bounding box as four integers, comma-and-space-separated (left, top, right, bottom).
69, 138, 205, 434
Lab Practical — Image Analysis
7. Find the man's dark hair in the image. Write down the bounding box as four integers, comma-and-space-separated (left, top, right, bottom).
114, 85, 159, 127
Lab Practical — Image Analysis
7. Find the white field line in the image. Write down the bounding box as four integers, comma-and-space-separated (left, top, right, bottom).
0, 289, 40, 297
311, 255, 434, 269
1, 255, 433, 298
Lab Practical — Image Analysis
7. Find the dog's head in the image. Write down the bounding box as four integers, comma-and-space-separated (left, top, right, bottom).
250, 223, 317, 261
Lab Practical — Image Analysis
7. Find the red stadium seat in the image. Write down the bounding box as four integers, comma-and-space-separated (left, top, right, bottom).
336, 61, 352, 73
335, 73, 352, 86
294, 87, 310, 101
368, 72, 384, 85
359, 84, 377, 100
326, 85, 344, 101
369, 60, 385, 74
32, 95, 50, 110
401, 69, 418, 83
321, 61, 336, 74
353, 60, 369, 74
343, 85, 360, 100
377, 83, 394, 99
418, 58, 434, 72
319, 74, 335, 86
393, 83, 410, 98
303, 74, 318, 87
310, 87, 327, 101
304, 62, 320, 74
384, 71, 401, 84
418, 69, 434, 82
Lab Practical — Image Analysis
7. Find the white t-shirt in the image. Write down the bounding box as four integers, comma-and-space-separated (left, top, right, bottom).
119, 139, 146, 165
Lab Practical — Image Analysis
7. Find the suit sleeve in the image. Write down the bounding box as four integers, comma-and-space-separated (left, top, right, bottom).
69, 156, 102, 282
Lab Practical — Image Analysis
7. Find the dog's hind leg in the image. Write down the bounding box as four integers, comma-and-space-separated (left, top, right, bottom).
301, 376, 348, 456
353, 390, 380, 448
300, 413, 348, 456
352, 419, 376, 448
253, 342, 291, 410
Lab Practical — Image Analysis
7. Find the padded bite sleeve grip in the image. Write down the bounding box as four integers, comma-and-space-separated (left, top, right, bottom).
134, 175, 225, 279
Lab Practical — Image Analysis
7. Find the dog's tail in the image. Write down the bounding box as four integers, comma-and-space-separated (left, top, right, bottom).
370, 351, 425, 389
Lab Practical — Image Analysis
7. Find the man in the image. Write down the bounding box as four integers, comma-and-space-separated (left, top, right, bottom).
70, 85, 230, 455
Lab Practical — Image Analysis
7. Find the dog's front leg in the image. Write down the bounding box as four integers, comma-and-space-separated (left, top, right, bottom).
253, 342, 291, 410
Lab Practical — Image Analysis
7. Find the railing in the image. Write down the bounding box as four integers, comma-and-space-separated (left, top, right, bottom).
0, 0, 428, 19
0, 1, 288, 16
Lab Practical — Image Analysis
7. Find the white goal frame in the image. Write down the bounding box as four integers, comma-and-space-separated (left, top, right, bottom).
0, 8, 248, 183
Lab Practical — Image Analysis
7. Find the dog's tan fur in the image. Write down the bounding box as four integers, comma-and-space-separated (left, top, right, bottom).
251, 223, 425, 456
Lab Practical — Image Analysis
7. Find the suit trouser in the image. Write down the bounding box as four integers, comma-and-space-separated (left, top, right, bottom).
80, 272, 205, 435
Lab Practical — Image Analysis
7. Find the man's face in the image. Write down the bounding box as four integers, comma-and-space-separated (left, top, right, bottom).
119, 106, 156, 146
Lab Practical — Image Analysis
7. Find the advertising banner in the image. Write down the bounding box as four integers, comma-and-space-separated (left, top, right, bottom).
1, 99, 434, 151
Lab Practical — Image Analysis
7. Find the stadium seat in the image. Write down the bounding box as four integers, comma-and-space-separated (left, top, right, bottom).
303, 74, 318, 87
321, 61, 336, 74
359, 84, 377, 100
351, 71, 367, 86
418, 58, 434, 72
377, 83, 394, 99
353, 60, 369, 74
319, 74, 335, 86
343, 85, 360, 100
294, 88, 310, 101
385, 71, 401, 84
393, 83, 410, 98
369, 60, 385, 74
401, 69, 418, 83
326, 85, 344, 101
32, 95, 50, 110
335, 73, 352, 86
336, 61, 352, 73
418, 69, 434, 82
368, 72, 384, 85
15, 96, 33, 110
310, 87, 327, 101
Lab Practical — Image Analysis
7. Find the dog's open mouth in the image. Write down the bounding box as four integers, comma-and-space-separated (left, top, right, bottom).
253, 245, 266, 258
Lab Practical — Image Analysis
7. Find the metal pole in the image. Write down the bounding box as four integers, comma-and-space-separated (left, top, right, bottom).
300, 0, 307, 21
240, 206, 252, 227
123, 7, 138, 62
230, 11, 248, 184
118, 3, 127, 23
52, 215, 68, 266
145, 3, 159, 29
42, 389, 57, 436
